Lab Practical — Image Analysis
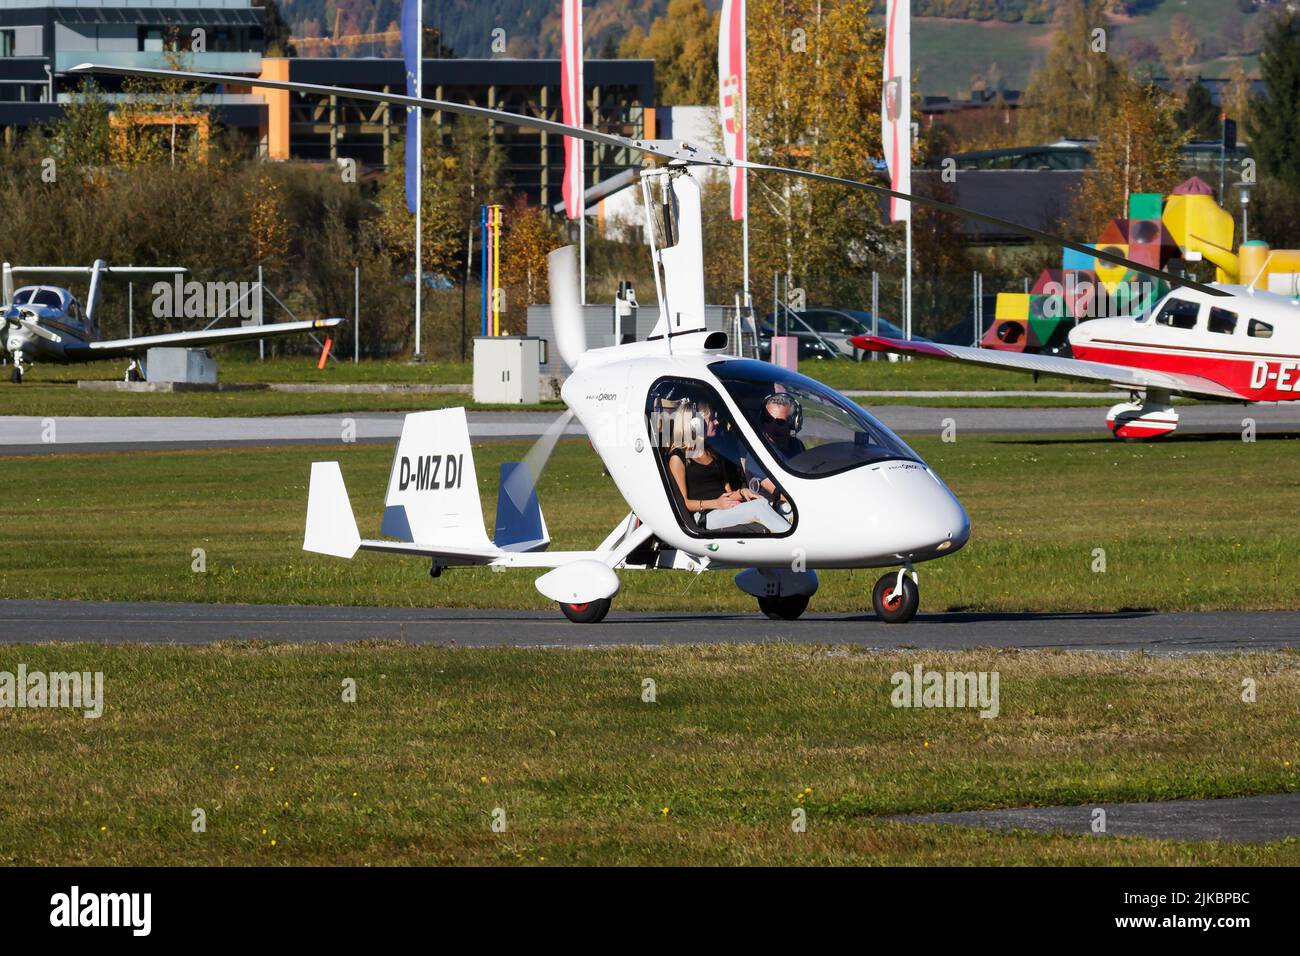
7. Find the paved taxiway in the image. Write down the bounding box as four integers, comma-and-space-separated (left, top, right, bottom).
2, 601, 1296, 653
891, 792, 1300, 844
3, 402, 1299, 454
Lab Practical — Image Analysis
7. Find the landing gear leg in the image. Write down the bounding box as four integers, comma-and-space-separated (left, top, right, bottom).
124, 359, 144, 383
872, 566, 919, 624
10, 351, 24, 384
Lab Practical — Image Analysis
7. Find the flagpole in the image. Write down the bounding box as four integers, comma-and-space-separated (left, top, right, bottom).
741, 0, 749, 308
904, 217, 912, 340
413, 0, 423, 359
578, 1, 586, 306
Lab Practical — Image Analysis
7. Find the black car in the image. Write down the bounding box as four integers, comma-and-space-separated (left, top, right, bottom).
758, 308, 928, 361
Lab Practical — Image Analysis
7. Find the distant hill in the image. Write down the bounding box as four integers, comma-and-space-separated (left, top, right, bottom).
279, 0, 1264, 95
279, 0, 685, 60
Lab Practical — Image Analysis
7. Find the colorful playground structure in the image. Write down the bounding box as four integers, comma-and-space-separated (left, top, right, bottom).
983, 176, 1300, 353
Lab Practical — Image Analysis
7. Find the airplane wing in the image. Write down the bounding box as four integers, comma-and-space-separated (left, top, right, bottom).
850, 334, 1247, 402
65, 317, 344, 361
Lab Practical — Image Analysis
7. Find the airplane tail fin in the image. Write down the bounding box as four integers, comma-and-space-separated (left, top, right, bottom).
304, 461, 361, 558
494, 461, 550, 552
2, 262, 13, 304
379, 407, 494, 551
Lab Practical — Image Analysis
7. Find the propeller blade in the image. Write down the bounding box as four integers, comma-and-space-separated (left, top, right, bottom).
69, 62, 1227, 298
502, 408, 576, 515
17, 317, 61, 344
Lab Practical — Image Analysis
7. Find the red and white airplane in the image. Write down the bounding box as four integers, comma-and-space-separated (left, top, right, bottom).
854, 283, 1300, 439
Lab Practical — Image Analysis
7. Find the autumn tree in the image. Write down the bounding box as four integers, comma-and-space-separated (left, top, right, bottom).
1162, 14, 1201, 93
498, 197, 565, 332
111, 44, 213, 167
49, 79, 113, 172
743, 0, 890, 307
1071, 78, 1188, 239
1019, 0, 1125, 143
619, 0, 720, 104
372, 116, 508, 281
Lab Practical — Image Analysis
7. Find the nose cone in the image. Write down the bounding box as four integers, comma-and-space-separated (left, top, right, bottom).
866, 461, 970, 561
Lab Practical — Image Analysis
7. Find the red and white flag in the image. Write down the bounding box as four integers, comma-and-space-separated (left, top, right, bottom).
560, 0, 584, 220
881, 0, 911, 222
718, 0, 746, 221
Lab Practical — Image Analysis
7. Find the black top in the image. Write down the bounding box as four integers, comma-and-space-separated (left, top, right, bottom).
670, 448, 733, 505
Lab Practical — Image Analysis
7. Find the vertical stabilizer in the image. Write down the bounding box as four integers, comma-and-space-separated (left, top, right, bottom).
380, 407, 493, 549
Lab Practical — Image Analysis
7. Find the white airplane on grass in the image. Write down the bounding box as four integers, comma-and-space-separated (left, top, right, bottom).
2, 259, 343, 383
77, 62, 1227, 624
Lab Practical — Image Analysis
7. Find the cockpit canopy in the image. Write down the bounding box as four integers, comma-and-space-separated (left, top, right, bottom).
11, 287, 66, 310
711, 359, 920, 478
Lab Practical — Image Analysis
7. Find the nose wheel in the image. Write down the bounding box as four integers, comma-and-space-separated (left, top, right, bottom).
757, 593, 810, 620
558, 598, 611, 624
872, 570, 919, 624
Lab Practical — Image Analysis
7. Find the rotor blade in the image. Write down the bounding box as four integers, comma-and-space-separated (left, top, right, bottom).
738, 160, 1228, 298
70, 62, 1226, 298
69, 63, 725, 167
502, 408, 577, 516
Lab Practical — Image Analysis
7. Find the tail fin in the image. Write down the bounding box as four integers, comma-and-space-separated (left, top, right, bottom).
304, 461, 361, 558
380, 407, 494, 550
494, 461, 550, 552
2, 263, 13, 304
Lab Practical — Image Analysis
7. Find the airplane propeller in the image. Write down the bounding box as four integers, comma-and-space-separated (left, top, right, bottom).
68, 62, 1229, 299
14, 314, 61, 343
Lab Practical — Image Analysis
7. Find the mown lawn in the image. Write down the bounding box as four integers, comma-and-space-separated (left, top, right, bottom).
0, 433, 1296, 612
0, 644, 1296, 865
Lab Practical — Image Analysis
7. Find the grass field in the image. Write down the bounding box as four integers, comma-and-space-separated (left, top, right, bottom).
0, 643, 1296, 865
2, 432, 1296, 613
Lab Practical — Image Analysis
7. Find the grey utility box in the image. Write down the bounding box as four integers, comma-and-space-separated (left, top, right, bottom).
146, 347, 218, 384
473, 336, 543, 405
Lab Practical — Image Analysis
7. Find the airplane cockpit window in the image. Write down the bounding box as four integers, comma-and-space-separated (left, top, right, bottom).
1208, 307, 1237, 334
1154, 298, 1200, 330
712, 359, 920, 478
14, 288, 63, 309
1248, 319, 1274, 339
646, 377, 796, 537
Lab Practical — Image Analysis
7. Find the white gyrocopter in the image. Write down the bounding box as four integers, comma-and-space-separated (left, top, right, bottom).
73, 63, 1225, 624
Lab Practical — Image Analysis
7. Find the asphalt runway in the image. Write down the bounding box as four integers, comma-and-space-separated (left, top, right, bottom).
890, 792, 1300, 844
2, 402, 1298, 455
1, 601, 1296, 653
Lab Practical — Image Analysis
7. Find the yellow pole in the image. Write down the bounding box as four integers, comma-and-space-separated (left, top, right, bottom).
492, 205, 502, 335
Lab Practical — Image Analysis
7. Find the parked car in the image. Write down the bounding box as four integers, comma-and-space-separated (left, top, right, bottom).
758, 308, 930, 361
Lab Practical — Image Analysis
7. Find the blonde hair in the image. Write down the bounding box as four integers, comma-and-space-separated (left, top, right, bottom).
658, 398, 713, 454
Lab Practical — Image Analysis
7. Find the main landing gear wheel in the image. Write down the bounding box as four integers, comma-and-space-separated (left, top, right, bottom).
872, 572, 919, 624
757, 593, 809, 620
559, 597, 611, 624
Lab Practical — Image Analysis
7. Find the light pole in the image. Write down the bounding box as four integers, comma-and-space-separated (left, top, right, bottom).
1238, 181, 1253, 244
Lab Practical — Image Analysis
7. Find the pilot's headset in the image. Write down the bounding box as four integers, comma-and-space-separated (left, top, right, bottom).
761, 392, 803, 433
